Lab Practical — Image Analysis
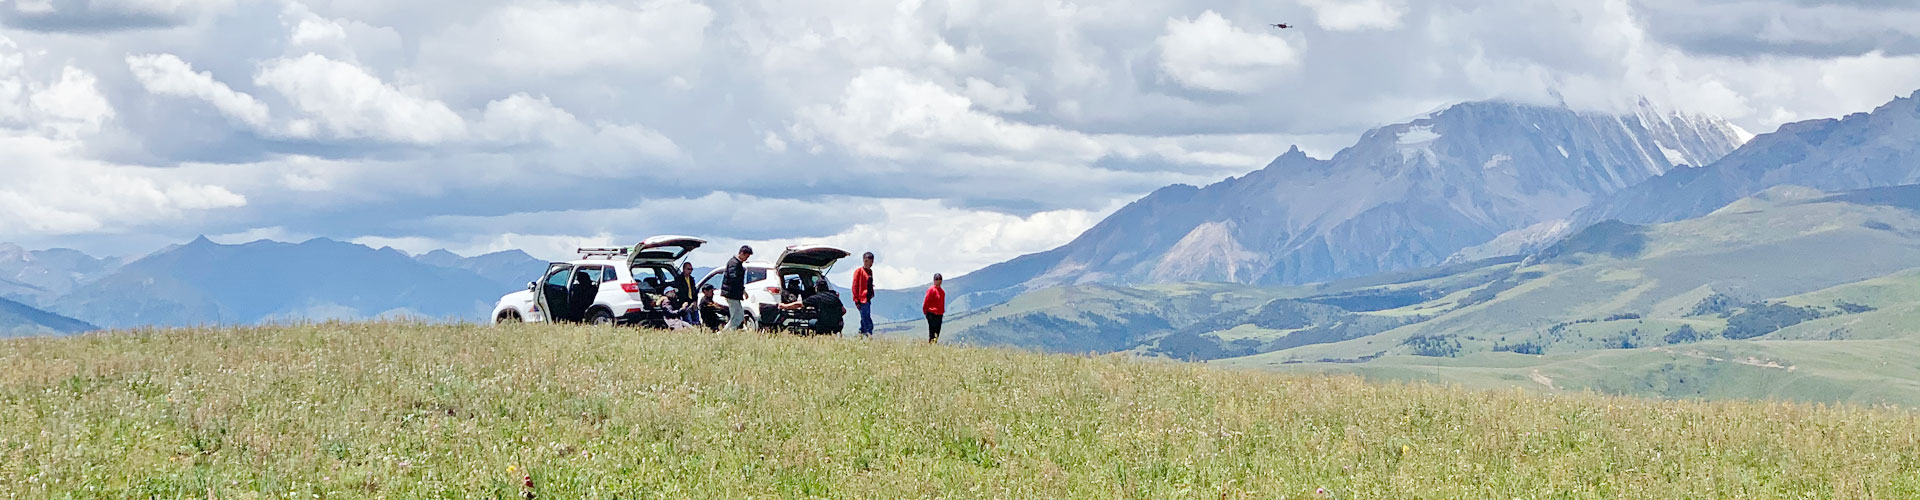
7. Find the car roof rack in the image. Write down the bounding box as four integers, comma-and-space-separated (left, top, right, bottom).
577, 247, 630, 260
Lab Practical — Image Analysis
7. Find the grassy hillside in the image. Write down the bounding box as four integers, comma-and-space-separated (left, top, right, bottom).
888, 261, 1523, 358
1235, 338, 1920, 406
7, 323, 1920, 498
877, 283, 1303, 354
1280, 185, 1920, 361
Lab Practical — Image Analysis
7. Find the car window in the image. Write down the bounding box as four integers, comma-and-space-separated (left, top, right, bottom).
544, 266, 572, 287
780, 270, 830, 294
628, 266, 660, 287
579, 266, 606, 285
699, 272, 718, 288
602, 266, 618, 283
747, 269, 768, 284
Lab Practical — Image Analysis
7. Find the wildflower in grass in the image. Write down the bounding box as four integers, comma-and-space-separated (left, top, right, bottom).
1316, 486, 1329, 496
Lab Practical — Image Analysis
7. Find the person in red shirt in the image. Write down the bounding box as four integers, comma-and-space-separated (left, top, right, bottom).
852, 252, 876, 337
923, 273, 946, 343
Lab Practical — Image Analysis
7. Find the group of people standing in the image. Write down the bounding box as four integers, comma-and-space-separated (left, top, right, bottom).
849, 253, 947, 343
679, 246, 947, 343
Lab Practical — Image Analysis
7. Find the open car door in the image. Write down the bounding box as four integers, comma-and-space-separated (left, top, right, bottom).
774, 245, 852, 274
534, 263, 573, 322
760, 245, 851, 330
629, 235, 707, 266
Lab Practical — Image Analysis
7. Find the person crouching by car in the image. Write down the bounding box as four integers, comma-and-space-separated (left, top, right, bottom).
923, 273, 946, 343
723, 245, 753, 330
698, 285, 726, 331
653, 286, 701, 331
779, 280, 845, 336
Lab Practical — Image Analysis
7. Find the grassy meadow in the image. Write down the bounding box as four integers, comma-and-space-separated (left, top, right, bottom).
5, 322, 1920, 498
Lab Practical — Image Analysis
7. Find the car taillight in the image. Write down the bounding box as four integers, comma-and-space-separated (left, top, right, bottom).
621, 282, 640, 293
765, 286, 782, 295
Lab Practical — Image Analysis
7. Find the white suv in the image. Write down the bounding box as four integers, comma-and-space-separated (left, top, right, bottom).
698, 245, 851, 330
492, 236, 705, 326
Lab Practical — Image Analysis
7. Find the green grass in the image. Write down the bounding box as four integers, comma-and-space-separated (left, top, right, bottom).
1243, 338, 1920, 406
7, 323, 1920, 498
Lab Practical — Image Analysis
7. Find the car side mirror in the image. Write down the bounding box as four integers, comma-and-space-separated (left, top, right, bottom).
527, 281, 538, 291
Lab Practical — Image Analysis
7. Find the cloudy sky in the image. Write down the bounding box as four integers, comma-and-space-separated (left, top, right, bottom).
2, 0, 1919, 288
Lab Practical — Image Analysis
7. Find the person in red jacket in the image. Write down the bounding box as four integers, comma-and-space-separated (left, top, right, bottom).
923, 273, 946, 343
852, 252, 876, 337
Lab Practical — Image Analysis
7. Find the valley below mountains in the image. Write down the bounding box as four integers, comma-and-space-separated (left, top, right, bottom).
887, 183, 1920, 405
871, 91, 1920, 405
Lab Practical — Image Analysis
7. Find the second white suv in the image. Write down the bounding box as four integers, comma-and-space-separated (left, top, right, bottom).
698, 245, 851, 330
492, 236, 705, 326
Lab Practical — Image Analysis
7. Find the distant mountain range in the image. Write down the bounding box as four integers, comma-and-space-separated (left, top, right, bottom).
1458, 90, 1920, 260
1585, 90, 1920, 221
0, 243, 123, 306
413, 248, 548, 290
874, 100, 1749, 322
0, 238, 547, 333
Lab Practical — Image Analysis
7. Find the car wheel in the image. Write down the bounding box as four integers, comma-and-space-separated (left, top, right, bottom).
496, 310, 523, 324
743, 312, 759, 332
588, 309, 616, 326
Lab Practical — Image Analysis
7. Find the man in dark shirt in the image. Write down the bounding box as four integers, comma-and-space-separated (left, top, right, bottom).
722, 246, 752, 330
698, 285, 726, 331
780, 280, 845, 336
679, 261, 702, 303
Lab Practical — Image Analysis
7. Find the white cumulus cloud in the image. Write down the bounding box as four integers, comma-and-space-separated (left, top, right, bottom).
792, 66, 1104, 162
1157, 10, 1301, 93
1299, 0, 1406, 31
427, 0, 714, 76
126, 53, 270, 127
254, 54, 467, 144
26, 66, 113, 139
0, 135, 246, 236
7, 0, 1920, 269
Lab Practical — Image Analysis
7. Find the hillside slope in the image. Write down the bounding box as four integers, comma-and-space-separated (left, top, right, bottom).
5, 322, 1919, 497
875, 100, 1745, 321
1260, 184, 1920, 363
0, 296, 94, 337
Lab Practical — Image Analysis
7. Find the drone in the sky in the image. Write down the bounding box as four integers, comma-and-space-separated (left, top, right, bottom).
1270, 23, 1293, 29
